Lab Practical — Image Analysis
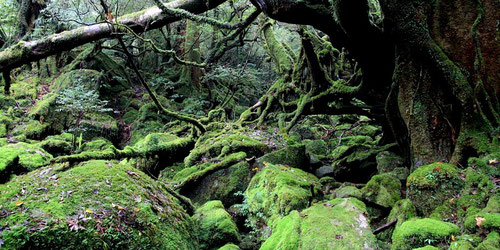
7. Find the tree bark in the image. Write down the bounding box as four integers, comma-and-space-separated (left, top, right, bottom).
0, 0, 227, 72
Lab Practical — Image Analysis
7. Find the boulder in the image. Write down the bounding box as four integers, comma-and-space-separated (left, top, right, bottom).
361, 173, 401, 208
391, 218, 459, 250
193, 200, 240, 249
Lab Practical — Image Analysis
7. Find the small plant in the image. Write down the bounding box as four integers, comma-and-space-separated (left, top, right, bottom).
55, 84, 112, 151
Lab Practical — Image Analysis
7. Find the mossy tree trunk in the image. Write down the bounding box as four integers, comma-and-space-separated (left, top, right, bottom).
16, 0, 47, 39
252, 0, 499, 168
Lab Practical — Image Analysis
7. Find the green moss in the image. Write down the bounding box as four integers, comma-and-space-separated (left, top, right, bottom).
78, 113, 119, 142
0, 142, 52, 176
361, 173, 401, 208
464, 212, 500, 234
245, 163, 320, 224
378, 199, 417, 241
0, 123, 6, 137
407, 163, 464, 215
334, 185, 362, 199
193, 200, 240, 249
218, 243, 240, 250
412, 246, 438, 250
260, 198, 377, 249
122, 109, 139, 124
376, 151, 405, 173
304, 139, 328, 157
449, 240, 474, 250
51, 69, 103, 93
81, 139, 113, 152
38, 138, 72, 157
257, 144, 308, 171
0, 160, 198, 249
476, 231, 500, 250
391, 218, 459, 250
27, 93, 67, 134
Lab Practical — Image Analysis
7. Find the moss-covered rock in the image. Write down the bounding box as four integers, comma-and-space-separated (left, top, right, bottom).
193, 200, 240, 249
0, 160, 198, 249
376, 151, 405, 174
334, 185, 363, 199
0, 142, 53, 182
361, 173, 401, 208
391, 218, 459, 250
179, 161, 250, 208
51, 69, 103, 92
218, 243, 240, 250
78, 113, 120, 142
257, 144, 309, 171
304, 139, 328, 157
449, 240, 474, 250
244, 163, 320, 224
38, 136, 72, 157
378, 199, 417, 241
407, 163, 464, 215
476, 231, 500, 250
28, 93, 67, 135
260, 198, 377, 249
464, 194, 500, 234
413, 246, 438, 250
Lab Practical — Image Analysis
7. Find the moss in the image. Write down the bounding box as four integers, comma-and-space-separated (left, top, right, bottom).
378, 199, 417, 241
193, 200, 240, 249
218, 243, 240, 250
407, 163, 464, 215
38, 137, 72, 157
184, 131, 268, 167
51, 69, 103, 93
304, 139, 328, 157
244, 163, 321, 224
260, 198, 377, 249
376, 151, 405, 173
122, 109, 139, 124
334, 185, 362, 199
78, 113, 120, 142
24, 120, 50, 139
257, 144, 309, 171
0, 160, 198, 249
0, 123, 6, 137
0, 142, 52, 178
464, 212, 500, 234
449, 240, 474, 250
361, 173, 401, 208
391, 218, 459, 250
476, 231, 500, 250
179, 161, 250, 208
412, 246, 438, 250
28, 93, 66, 134
81, 139, 113, 152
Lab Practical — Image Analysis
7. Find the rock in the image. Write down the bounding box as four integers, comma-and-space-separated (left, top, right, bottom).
476, 231, 500, 250
315, 165, 334, 178
0, 160, 198, 249
334, 185, 362, 199
303, 139, 328, 157
449, 240, 474, 250
0, 142, 53, 182
376, 151, 405, 174
245, 163, 321, 223
378, 199, 417, 241
391, 218, 459, 250
464, 194, 500, 234
38, 134, 73, 157
260, 198, 377, 249
193, 200, 240, 249
407, 163, 464, 215
361, 173, 401, 208
257, 144, 309, 171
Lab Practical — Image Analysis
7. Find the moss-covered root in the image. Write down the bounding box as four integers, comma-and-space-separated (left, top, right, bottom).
260, 198, 377, 249
193, 200, 240, 249
391, 218, 459, 250
52, 136, 194, 164
0, 160, 198, 249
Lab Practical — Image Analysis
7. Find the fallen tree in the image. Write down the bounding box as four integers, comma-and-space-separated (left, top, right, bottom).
0, 0, 227, 72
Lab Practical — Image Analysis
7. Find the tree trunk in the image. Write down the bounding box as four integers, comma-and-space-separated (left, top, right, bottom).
0, 0, 227, 72
17, 0, 46, 39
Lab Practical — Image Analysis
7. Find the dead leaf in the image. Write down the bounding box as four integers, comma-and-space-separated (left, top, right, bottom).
476, 217, 486, 227
85, 208, 94, 214
15, 201, 24, 206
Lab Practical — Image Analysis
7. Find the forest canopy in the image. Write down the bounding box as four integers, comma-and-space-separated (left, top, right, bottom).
0, 0, 498, 249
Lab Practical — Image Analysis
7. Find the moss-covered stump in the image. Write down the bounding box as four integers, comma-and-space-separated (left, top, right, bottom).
178, 161, 250, 208
0, 160, 198, 249
378, 199, 417, 241
407, 163, 464, 215
244, 163, 321, 224
391, 218, 459, 250
260, 198, 377, 249
193, 200, 240, 249
361, 173, 401, 208
0, 143, 53, 182
257, 144, 309, 171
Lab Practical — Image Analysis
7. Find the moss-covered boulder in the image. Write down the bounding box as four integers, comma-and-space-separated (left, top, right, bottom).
78, 113, 120, 142
378, 199, 417, 241
464, 194, 500, 234
218, 243, 240, 250
257, 144, 309, 171
0, 160, 198, 249
0, 143, 53, 182
361, 173, 401, 208
407, 163, 464, 215
38, 135, 73, 157
476, 231, 500, 250
376, 151, 405, 174
391, 218, 459, 250
260, 198, 377, 249
334, 185, 363, 199
245, 163, 321, 223
28, 93, 67, 134
303, 139, 328, 157
449, 240, 474, 250
193, 200, 240, 249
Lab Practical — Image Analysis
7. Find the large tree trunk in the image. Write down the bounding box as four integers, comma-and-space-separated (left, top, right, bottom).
0, 0, 227, 72
17, 0, 47, 39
